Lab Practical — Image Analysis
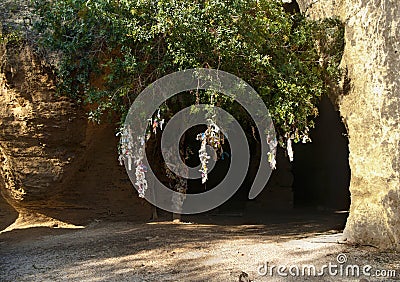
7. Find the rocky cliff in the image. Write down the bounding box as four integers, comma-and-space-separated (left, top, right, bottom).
298, 0, 400, 249
0, 1, 151, 228
0, 36, 86, 204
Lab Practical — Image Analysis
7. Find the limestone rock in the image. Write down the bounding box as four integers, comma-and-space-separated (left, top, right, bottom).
297, 0, 400, 249
0, 1, 151, 225
0, 39, 87, 204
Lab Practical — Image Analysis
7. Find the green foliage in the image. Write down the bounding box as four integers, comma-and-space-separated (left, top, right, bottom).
0, 28, 23, 47
33, 0, 344, 143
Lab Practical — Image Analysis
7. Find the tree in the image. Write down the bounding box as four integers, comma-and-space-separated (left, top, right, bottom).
33, 0, 344, 206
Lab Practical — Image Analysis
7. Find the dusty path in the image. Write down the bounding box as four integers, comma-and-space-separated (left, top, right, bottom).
0, 211, 399, 282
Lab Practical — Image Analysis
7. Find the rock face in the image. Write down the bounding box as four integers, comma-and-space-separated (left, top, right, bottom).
0, 39, 151, 224
0, 1, 151, 225
0, 37, 86, 204
297, 0, 400, 249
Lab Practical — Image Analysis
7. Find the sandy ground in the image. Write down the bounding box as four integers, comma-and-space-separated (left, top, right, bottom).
1, 211, 399, 282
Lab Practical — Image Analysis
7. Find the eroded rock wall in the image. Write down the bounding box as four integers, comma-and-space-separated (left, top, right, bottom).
0, 39, 151, 224
0, 1, 151, 225
298, 0, 400, 249
0, 34, 87, 205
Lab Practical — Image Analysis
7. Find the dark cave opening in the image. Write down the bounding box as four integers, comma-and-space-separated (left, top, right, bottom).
182, 95, 351, 228
292, 95, 351, 211
151, 95, 350, 229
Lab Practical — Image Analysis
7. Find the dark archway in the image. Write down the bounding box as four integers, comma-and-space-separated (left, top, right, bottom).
178, 95, 350, 233
292, 95, 351, 211
211, 95, 351, 215
180, 95, 351, 215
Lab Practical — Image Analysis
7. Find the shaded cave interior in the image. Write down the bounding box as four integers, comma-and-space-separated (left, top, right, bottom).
178, 95, 351, 228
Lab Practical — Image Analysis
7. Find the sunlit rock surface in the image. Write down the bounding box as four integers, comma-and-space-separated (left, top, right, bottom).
297, 0, 400, 249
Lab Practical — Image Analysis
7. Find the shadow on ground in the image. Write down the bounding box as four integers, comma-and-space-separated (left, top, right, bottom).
0, 210, 373, 282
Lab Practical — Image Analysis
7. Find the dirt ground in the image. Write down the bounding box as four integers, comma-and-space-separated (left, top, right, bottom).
1, 209, 400, 282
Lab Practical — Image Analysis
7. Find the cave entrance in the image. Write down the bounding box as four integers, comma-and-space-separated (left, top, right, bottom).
182, 95, 350, 230
292, 95, 351, 211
